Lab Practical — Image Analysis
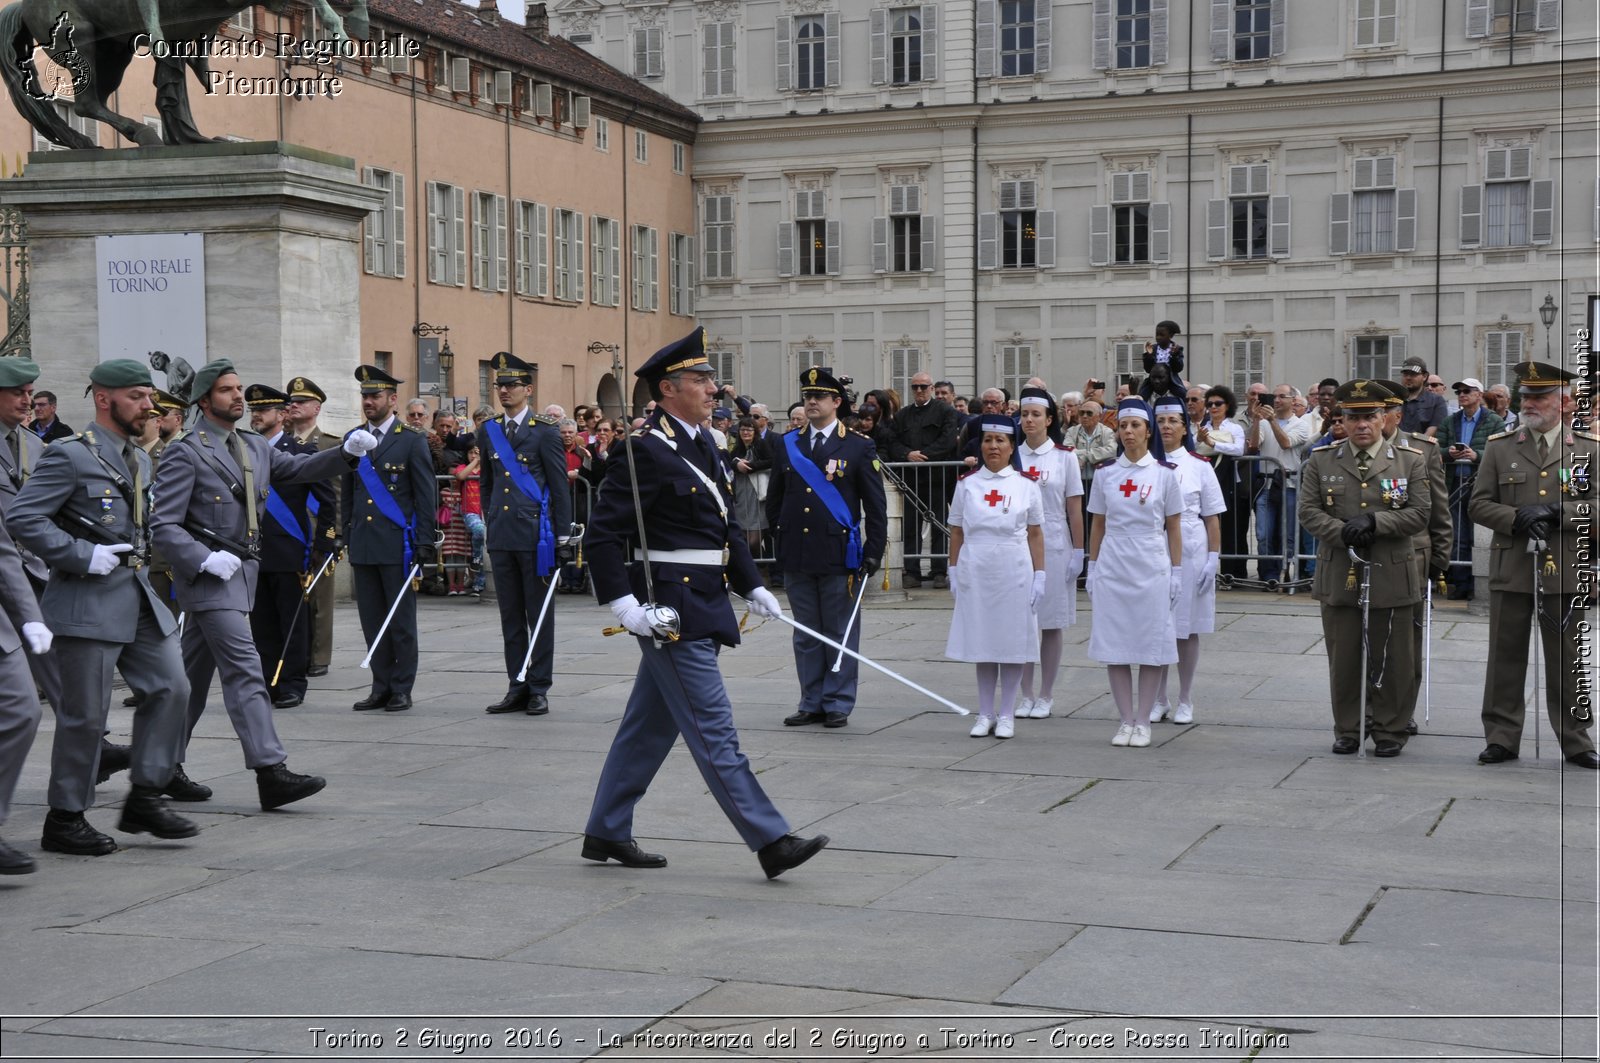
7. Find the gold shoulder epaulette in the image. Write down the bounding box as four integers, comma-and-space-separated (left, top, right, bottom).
532, 413, 558, 426
1410, 433, 1437, 446
1578, 430, 1600, 442
1486, 428, 1516, 442
1312, 440, 1340, 452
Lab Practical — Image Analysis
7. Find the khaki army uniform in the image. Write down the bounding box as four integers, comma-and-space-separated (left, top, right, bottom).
1468, 422, 1598, 757
142, 435, 178, 616
1393, 429, 1451, 725
1299, 438, 1432, 746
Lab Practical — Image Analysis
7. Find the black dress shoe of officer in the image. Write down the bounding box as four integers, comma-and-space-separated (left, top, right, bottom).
161, 765, 213, 802
1331, 737, 1359, 755
41, 809, 118, 856
485, 688, 529, 714
757, 833, 830, 880
95, 741, 132, 784
117, 787, 200, 839
1373, 741, 1403, 758
0, 836, 36, 874
1405, 719, 1419, 735
785, 710, 825, 726
384, 693, 413, 712
1478, 743, 1519, 764
823, 712, 849, 728
352, 690, 390, 711
526, 693, 550, 716
1566, 750, 1600, 770
580, 835, 667, 868
122, 692, 141, 707
272, 692, 304, 709
306, 665, 329, 678
257, 763, 327, 810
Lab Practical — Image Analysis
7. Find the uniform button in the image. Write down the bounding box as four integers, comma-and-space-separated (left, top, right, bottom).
690, 487, 697, 493
682, 576, 689, 583
803, 507, 810, 513
1539, 489, 1547, 496
1360, 502, 1368, 508
1541, 470, 1548, 477
366, 515, 373, 521
803, 527, 809, 533
1360, 482, 1368, 488
805, 487, 813, 494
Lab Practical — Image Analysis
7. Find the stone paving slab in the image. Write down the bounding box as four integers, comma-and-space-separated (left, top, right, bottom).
1426, 793, 1600, 849
1351, 886, 1600, 971
1060, 777, 1449, 834
0, 930, 258, 1018
1279, 751, 1599, 806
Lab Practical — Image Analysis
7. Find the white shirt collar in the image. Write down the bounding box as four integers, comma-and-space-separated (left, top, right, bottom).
264, 430, 283, 448
1116, 451, 1156, 468
504, 407, 529, 428
810, 418, 836, 439
369, 413, 397, 435
1019, 438, 1054, 455
667, 412, 702, 440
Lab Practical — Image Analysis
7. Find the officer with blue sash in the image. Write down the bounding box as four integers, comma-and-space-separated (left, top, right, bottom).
582, 328, 829, 879
344, 366, 436, 712
766, 367, 887, 728
245, 385, 335, 710
479, 352, 571, 717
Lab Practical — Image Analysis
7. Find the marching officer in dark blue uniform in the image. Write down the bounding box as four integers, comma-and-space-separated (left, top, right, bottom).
766, 367, 887, 728
343, 366, 436, 712
582, 328, 829, 879
478, 352, 572, 717
245, 385, 335, 709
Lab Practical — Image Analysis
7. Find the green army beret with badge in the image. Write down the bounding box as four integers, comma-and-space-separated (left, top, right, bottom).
88, 358, 153, 389
188, 358, 235, 402
0, 358, 41, 389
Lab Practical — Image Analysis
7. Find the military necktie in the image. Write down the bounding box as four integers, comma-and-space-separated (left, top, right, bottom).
121, 442, 144, 528
5, 427, 17, 470
811, 430, 822, 456
694, 430, 716, 477
1356, 450, 1371, 478
1537, 434, 1550, 465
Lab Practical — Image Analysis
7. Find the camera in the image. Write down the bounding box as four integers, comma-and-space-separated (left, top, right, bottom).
1089, 380, 1106, 392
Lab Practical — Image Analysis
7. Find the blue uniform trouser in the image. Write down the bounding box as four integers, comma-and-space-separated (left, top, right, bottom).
784, 571, 860, 716
586, 636, 789, 851
353, 562, 418, 696
491, 549, 554, 695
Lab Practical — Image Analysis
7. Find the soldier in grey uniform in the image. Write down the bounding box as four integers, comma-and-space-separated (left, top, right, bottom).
151, 360, 373, 810
1470, 360, 1599, 769
284, 376, 341, 677
1298, 379, 1432, 757
10, 359, 199, 855
0, 500, 52, 873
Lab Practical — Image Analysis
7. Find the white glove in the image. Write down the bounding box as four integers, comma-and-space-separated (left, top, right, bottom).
609, 594, 654, 638
342, 428, 378, 456
1169, 566, 1183, 609
1068, 548, 1085, 577
200, 551, 243, 581
1029, 569, 1047, 611
1199, 551, 1221, 592
87, 543, 132, 576
21, 621, 52, 655
947, 566, 958, 602
748, 586, 783, 619
1085, 559, 1098, 598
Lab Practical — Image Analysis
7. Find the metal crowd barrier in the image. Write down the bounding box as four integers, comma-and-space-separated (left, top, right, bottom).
881, 460, 969, 573
425, 472, 596, 594
1208, 454, 1304, 593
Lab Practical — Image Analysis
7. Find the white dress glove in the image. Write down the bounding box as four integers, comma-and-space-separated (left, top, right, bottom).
947, 566, 958, 602
87, 543, 132, 576
609, 594, 654, 638
21, 621, 52, 655
1084, 559, 1098, 598
1068, 548, 1085, 577
200, 551, 243, 581
1169, 566, 1184, 609
1199, 551, 1221, 592
748, 586, 783, 619
343, 428, 379, 456
1029, 569, 1047, 610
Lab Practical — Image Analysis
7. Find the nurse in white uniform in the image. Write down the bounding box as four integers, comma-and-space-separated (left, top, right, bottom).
1086, 397, 1184, 748
946, 415, 1045, 740
1014, 386, 1084, 720
1149, 394, 1225, 725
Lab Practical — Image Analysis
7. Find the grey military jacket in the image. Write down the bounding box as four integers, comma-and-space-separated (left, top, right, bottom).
0, 422, 48, 582
150, 418, 352, 613
9, 427, 172, 643
0, 508, 41, 655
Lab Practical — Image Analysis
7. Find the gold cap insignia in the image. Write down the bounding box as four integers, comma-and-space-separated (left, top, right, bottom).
808, 369, 819, 386
358, 367, 370, 382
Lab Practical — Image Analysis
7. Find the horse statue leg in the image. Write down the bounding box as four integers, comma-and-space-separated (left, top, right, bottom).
62, 24, 163, 146
135, 0, 164, 50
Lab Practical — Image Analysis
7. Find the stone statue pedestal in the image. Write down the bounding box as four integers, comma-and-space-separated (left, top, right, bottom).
4, 141, 383, 430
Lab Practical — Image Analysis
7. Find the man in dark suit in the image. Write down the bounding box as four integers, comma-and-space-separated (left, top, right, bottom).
582, 328, 828, 879
285, 377, 342, 677
479, 353, 572, 717
245, 385, 336, 710
343, 366, 436, 712
886, 372, 959, 588
28, 390, 72, 443
766, 367, 886, 728
1437, 377, 1504, 600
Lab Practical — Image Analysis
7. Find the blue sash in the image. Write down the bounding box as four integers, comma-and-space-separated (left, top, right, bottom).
483, 418, 555, 577
783, 431, 862, 568
264, 487, 311, 568
356, 453, 414, 569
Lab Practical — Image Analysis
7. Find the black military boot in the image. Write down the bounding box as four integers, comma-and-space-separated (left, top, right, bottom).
95, 741, 132, 784
117, 787, 200, 839
160, 765, 213, 802
41, 809, 117, 855
256, 763, 326, 811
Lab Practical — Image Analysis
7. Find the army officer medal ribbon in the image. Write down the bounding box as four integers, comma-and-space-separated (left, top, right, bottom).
1380, 477, 1407, 508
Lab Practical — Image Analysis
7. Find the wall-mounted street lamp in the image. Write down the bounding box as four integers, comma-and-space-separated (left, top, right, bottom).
1539, 294, 1558, 358
412, 322, 452, 398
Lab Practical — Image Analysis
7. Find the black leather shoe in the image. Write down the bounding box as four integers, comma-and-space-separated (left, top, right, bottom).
383, 693, 413, 712
306, 665, 329, 678
1331, 737, 1359, 755
1373, 740, 1403, 758
1478, 743, 1519, 764
95, 741, 131, 784
485, 688, 529, 714
41, 809, 117, 856
785, 710, 825, 726
272, 692, 303, 709
0, 836, 36, 874
757, 833, 829, 880
930, 574, 949, 589
1405, 719, 1419, 735
352, 691, 390, 711
161, 765, 212, 802
122, 693, 141, 707
526, 693, 550, 716
823, 712, 849, 728
1566, 750, 1600, 770
902, 573, 922, 589
257, 763, 327, 810
580, 835, 667, 868
117, 787, 200, 839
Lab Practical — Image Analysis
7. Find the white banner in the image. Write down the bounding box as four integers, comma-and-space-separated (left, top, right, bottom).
96, 232, 206, 398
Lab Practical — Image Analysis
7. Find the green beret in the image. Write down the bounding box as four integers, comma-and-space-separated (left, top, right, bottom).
189, 358, 236, 403
89, 359, 153, 389
0, 357, 41, 389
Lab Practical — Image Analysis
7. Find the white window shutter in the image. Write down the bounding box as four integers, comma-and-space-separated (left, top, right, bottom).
1459, 185, 1483, 248
426, 180, 440, 283
1210, 0, 1230, 61
1530, 179, 1555, 245
534, 82, 552, 117
1465, 0, 1490, 37
1019, 179, 1038, 210
536, 204, 548, 296
494, 194, 507, 291
976, 0, 996, 78
824, 12, 841, 87
590, 218, 604, 302
872, 216, 887, 272
1375, 155, 1397, 189
1268, 195, 1290, 258
1535, 0, 1560, 31
1206, 198, 1228, 260
1228, 165, 1250, 197
1092, 0, 1112, 70
610, 225, 622, 305
572, 95, 591, 129
1389, 334, 1407, 373
999, 180, 1020, 211
1151, 201, 1171, 264
1152, 0, 1170, 64
921, 215, 937, 271
452, 185, 466, 286
393, 173, 406, 278
1131, 171, 1151, 202
1508, 147, 1532, 180
1089, 204, 1110, 266
684, 236, 695, 313
1269, 0, 1286, 55
1485, 148, 1508, 181
870, 8, 887, 84
1036, 210, 1056, 269
649, 228, 660, 309
1356, 0, 1376, 47
1034, 0, 1052, 72
921, 5, 938, 80
1395, 188, 1417, 252
1594, 181, 1599, 242
1485, 330, 1502, 378
978, 211, 998, 269
1353, 157, 1375, 190
777, 221, 795, 277
825, 219, 841, 275
573, 214, 584, 302
702, 23, 719, 96
362, 166, 376, 273
450, 57, 471, 92
1250, 163, 1270, 196
775, 16, 792, 90
494, 70, 512, 105
1328, 192, 1351, 255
